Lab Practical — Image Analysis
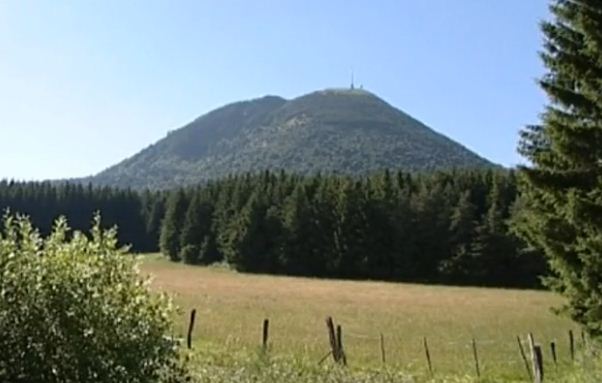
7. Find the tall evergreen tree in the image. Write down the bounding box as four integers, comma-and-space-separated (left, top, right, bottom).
222, 192, 270, 272
332, 180, 369, 278
438, 190, 478, 281
518, 0, 602, 335
468, 180, 516, 285
410, 181, 452, 279
144, 195, 165, 251
281, 184, 321, 275
363, 172, 399, 280
159, 189, 188, 261
179, 193, 205, 264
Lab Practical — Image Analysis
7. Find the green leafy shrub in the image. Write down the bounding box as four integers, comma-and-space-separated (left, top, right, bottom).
180, 244, 201, 264
0, 213, 189, 382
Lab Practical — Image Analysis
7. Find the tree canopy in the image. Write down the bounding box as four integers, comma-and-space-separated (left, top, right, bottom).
0, 168, 547, 288
518, 0, 602, 336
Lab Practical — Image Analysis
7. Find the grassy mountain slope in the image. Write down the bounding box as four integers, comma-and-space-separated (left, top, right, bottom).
89, 89, 494, 189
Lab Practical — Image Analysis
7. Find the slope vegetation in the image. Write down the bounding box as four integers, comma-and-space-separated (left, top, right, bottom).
90, 89, 493, 189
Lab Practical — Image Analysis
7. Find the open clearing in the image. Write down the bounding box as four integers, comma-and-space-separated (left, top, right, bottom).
141, 255, 574, 380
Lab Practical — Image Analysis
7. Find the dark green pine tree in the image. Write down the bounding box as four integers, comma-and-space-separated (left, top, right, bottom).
179, 192, 204, 264
222, 192, 270, 272
159, 189, 188, 261
197, 199, 221, 265
518, 0, 602, 335
410, 180, 452, 279
280, 184, 320, 275
438, 190, 478, 282
144, 196, 165, 252
468, 180, 517, 286
332, 180, 369, 278
363, 171, 399, 280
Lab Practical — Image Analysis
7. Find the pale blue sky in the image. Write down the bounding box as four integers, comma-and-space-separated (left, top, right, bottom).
0, 0, 549, 180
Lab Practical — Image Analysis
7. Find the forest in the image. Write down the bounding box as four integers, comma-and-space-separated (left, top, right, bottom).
0, 168, 545, 288
0, 181, 159, 253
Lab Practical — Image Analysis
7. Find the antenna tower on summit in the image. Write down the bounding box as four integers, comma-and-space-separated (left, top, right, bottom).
350, 69, 355, 90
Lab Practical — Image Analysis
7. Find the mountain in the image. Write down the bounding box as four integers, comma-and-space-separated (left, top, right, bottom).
87, 88, 495, 189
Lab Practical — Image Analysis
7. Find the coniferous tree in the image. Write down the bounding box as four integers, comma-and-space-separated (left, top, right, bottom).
0, 167, 546, 288
281, 184, 317, 275
222, 192, 270, 271
518, 0, 602, 335
309, 179, 339, 274
468, 181, 514, 285
363, 172, 399, 279
438, 190, 478, 281
159, 189, 188, 261
332, 180, 368, 278
179, 193, 204, 264
410, 180, 452, 279
196, 192, 221, 265
263, 205, 285, 272
144, 195, 165, 251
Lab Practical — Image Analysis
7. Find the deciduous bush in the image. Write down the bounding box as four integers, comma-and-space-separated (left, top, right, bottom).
0, 213, 189, 382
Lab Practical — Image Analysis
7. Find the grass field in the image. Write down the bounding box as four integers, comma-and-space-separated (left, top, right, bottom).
141, 255, 579, 381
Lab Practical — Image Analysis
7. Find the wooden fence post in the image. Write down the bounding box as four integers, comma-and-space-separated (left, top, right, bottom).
187, 308, 196, 349
528, 333, 544, 383
533, 345, 544, 383
472, 338, 480, 378
336, 325, 347, 366
550, 341, 557, 366
325, 317, 340, 363
380, 333, 386, 364
569, 330, 575, 361
517, 336, 533, 381
262, 318, 269, 351
424, 336, 433, 377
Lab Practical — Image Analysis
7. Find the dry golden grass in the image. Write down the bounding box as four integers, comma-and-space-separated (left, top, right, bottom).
141, 255, 575, 379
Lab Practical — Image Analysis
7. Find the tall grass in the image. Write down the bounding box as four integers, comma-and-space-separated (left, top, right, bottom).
141, 255, 581, 381
184, 345, 601, 383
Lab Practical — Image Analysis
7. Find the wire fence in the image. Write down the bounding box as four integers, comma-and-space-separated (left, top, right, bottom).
183, 309, 589, 382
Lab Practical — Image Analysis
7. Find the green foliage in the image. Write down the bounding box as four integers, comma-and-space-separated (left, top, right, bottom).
180, 244, 201, 264
164, 169, 544, 287
557, 353, 602, 383
179, 193, 205, 264
88, 89, 494, 190
183, 346, 542, 383
0, 213, 188, 382
0, 180, 160, 253
517, 0, 602, 336
438, 191, 478, 278
0, 168, 545, 288
160, 189, 188, 261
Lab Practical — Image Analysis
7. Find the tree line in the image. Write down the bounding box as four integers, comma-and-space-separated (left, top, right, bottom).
0, 181, 160, 253
159, 169, 545, 287
0, 169, 546, 288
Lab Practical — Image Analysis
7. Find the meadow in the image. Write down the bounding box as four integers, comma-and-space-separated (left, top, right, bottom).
141, 255, 580, 382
